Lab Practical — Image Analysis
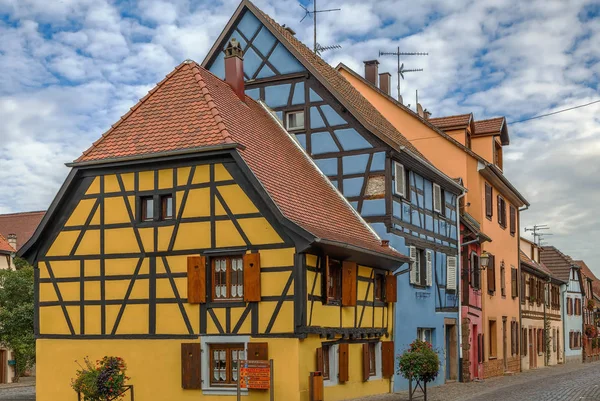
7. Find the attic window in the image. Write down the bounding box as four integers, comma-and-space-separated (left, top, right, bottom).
141, 196, 154, 222
394, 162, 406, 198
286, 111, 304, 131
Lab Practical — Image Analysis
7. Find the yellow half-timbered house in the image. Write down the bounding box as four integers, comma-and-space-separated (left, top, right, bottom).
21, 43, 407, 401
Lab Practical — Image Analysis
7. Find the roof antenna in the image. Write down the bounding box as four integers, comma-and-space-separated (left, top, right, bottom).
299, 0, 341, 55
525, 224, 552, 246
378, 47, 427, 103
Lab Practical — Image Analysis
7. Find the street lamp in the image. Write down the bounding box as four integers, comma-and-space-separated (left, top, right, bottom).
479, 251, 490, 270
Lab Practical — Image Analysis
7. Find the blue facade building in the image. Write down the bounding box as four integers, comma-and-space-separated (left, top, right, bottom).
203, 0, 465, 391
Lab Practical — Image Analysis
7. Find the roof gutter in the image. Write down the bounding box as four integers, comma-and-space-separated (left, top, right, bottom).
478, 162, 529, 207
66, 143, 243, 168
315, 238, 410, 265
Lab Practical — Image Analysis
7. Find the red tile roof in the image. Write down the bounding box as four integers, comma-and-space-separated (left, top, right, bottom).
428, 114, 472, 130
0, 234, 15, 254
0, 211, 45, 251
76, 62, 235, 162
540, 246, 574, 282
520, 249, 554, 278
573, 260, 599, 297
73, 61, 406, 263
473, 117, 505, 136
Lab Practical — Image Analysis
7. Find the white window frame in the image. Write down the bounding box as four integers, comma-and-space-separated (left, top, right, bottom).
394, 162, 406, 198
286, 110, 305, 131
425, 250, 433, 287
417, 328, 433, 343
371, 342, 383, 380
409, 246, 420, 285
200, 335, 250, 396
324, 344, 339, 387
433, 183, 442, 213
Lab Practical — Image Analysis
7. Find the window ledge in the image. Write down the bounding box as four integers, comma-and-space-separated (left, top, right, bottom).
202, 388, 248, 396
488, 356, 497, 360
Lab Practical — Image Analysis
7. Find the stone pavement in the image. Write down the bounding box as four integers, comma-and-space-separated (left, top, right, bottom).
0, 377, 35, 401
348, 361, 600, 401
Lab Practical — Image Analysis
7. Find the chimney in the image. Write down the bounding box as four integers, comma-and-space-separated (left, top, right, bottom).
424, 110, 431, 120
364, 60, 379, 86
7, 234, 16, 251
224, 38, 245, 101
379, 72, 391, 95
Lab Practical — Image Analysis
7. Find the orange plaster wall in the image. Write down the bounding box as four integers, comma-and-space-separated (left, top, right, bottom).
340, 69, 469, 187
471, 136, 494, 163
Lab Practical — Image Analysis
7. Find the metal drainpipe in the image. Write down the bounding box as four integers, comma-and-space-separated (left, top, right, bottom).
456, 191, 467, 382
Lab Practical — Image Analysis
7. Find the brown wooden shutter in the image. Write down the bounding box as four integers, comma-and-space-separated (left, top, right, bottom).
510, 206, 516, 235
487, 255, 496, 293
385, 274, 397, 303
569, 332, 573, 349
362, 343, 370, 382
520, 272, 525, 303
243, 253, 261, 302
382, 341, 394, 378
247, 342, 268, 360
341, 261, 357, 306
462, 251, 470, 305
316, 347, 323, 373
485, 183, 493, 218
181, 343, 201, 389
187, 256, 206, 304
497, 195, 502, 225
338, 343, 349, 383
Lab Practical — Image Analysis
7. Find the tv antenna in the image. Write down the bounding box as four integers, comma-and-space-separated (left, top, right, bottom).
299, 0, 341, 54
378, 47, 428, 102
525, 224, 551, 246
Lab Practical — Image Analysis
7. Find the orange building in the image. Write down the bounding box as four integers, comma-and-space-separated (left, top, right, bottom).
337, 63, 529, 377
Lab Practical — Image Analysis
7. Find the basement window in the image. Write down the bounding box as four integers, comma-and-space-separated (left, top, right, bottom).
286, 110, 305, 131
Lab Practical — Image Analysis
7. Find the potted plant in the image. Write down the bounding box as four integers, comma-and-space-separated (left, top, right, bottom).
398, 340, 440, 401
71, 356, 130, 401
585, 325, 598, 338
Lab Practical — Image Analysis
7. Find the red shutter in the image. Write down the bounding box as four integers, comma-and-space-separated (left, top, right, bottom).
187, 256, 206, 304
341, 261, 357, 306
485, 183, 493, 219
385, 274, 397, 303
181, 343, 201, 389
247, 342, 268, 360
338, 343, 349, 383
362, 343, 370, 382
381, 341, 394, 378
243, 253, 261, 302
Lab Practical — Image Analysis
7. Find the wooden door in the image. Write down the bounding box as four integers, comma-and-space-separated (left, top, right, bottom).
0, 350, 6, 384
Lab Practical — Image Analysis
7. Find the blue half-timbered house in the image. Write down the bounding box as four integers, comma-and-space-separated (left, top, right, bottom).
203, 0, 465, 390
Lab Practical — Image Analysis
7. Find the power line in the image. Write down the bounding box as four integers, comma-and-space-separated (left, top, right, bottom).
508, 99, 600, 125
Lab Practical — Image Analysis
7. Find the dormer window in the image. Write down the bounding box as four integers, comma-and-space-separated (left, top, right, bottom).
494, 141, 503, 170
286, 110, 305, 131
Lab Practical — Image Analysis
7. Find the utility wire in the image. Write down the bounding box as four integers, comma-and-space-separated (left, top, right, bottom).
508, 99, 600, 125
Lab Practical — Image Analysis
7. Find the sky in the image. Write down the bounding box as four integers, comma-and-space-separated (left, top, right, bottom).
0, 0, 598, 271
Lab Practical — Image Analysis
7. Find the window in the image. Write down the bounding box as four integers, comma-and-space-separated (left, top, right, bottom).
141, 196, 154, 221
209, 343, 245, 387
410, 247, 431, 287
417, 328, 433, 343
326, 258, 342, 303
212, 256, 244, 301
567, 297, 572, 315
485, 183, 493, 220
497, 195, 506, 228
322, 344, 330, 380
509, 206, 516, 236
487, 253, 496, 294
446, 256, 457, 291
510, 321, 518, 356
161, 194, 173, 220
488, 320, 497, 358
433, 183, 442, 213
394, 162, 406, 198
471, 253, 480, 290
575, 298, 581, 315
494, 141, 503, 170
520, 271, 526, 304
368, 342, 376, 377
286, 110, 304, 130
511, 267, 518, 299
374, 273, 385, 301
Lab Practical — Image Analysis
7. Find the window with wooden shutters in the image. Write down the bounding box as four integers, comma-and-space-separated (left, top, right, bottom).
243, 253, 261, 302
462, 252, 470, 305
394, 162, 406, 198
209, 343, 244, 387
487, 254, 496, 294
181, 343, 202, 389
446, 256, 457, 292
485, 183, 493, 219
317, 346, 331, 380
362, 343, 376, 381
567, 297, 572, 315
341, 261, 357, 306
529, 277, 535, 303
426, 250, 433, 287
409, 246, 419, 285
384, 274, 397, 303
510, 206, 516, 236
433, 183, 442, 213
187, 256, 206, 304
511, 267, 517, 298
569, 332, 573, 349
381, 341, 394, 378
338, 343, 349, 383
497, 195, 506, 228
520, 272, 525, 303
325, 257, 343, 304
472, 253, 480, 290
500, 263, 506, 297
212, 256, 244, 301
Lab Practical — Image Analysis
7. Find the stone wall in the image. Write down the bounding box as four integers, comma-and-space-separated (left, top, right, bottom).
483, 355, 520, 378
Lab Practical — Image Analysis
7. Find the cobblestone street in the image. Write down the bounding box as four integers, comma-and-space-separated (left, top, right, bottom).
349, 361, 600, 401
0, 386, 34, 401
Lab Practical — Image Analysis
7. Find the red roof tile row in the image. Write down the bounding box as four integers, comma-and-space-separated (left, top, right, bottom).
0, 211, 45, 251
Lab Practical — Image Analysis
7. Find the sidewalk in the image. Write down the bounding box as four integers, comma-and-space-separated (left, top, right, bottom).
347, 361, 600, 401
0, 377, 35, 390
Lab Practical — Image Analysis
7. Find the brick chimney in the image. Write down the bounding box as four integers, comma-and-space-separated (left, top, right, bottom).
364, 60, 379, 86
7, 234, 16, 251
224, 38, 245, 101
379, 72, 391, 95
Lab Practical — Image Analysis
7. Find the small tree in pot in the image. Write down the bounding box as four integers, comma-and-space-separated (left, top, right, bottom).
398, 340, 440, 401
